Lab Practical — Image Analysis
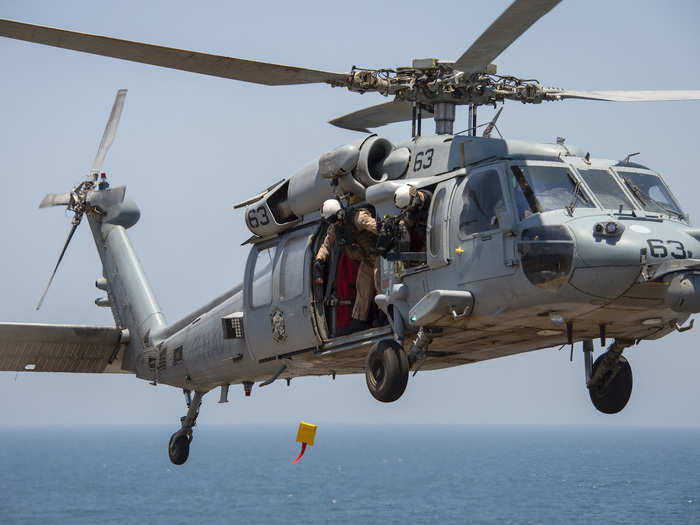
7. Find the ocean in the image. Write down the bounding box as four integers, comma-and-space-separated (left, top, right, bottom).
1, 425, 698, 524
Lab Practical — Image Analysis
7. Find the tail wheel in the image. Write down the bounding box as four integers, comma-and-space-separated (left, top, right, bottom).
168, 432, 191, 465
365, 340, 409, 403
589, 354, 633, 414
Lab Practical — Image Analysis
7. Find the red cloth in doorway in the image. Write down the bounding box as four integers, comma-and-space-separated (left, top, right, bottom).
335, 253, 359, 331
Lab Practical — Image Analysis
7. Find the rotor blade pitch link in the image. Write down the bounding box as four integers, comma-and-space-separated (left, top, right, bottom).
36, 220, 81, 310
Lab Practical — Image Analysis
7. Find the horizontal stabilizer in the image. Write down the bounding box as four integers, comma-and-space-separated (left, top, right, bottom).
0, 322, 128, 373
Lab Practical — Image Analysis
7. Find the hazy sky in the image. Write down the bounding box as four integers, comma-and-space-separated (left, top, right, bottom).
1, 0, 700, 429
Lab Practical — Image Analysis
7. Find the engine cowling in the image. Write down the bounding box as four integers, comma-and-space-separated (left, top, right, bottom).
244, 135, 409, 237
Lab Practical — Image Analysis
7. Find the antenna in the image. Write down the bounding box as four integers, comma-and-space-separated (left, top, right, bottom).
482, 107, 504, 138
623, 152, 640, 164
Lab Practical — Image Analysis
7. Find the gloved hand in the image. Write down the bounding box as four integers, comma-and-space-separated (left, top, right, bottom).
313, 260, 325, 285
407, 186, 419, 210
376, 217, 398, 255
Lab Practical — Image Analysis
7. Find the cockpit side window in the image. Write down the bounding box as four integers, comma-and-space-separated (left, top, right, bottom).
279, 236, 306, 301
616, 170, 685, 219
578, 169, 634, 211
251, 246, 276, 308
509, 165, 594, 220
459, 169, 506, 237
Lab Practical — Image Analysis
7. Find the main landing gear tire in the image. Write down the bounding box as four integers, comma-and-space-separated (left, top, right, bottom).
365, 340, 409, 403
168, 432, 191, 465
589, 353, 633, 415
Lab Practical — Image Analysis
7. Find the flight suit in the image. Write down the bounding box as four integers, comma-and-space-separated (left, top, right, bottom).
315, 208, 378, 322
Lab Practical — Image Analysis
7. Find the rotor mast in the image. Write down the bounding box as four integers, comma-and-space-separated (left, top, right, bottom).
434, 103, 456, 135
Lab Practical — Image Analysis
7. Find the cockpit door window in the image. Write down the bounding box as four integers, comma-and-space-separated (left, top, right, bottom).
459, 169, 506, 238
509, 163, 594, 220
427, 179, 457, 269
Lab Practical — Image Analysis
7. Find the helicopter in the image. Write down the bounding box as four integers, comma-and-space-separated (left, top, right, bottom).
2, 0, 700, 465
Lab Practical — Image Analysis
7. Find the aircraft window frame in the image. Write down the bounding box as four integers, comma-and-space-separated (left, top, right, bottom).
457, 168, 507, 240
508, 160, 595, 220
428, 187, 447, 258
250, 244, 277, 309
612, 168, 686, 220
574, 167, 636, 212
279, 234, 308, 302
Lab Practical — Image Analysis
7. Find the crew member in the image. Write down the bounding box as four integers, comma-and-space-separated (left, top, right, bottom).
314, 198, 378, 333
393, 185, 431, 252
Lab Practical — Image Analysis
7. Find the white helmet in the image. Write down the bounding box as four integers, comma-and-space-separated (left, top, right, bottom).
394, 185, 414, 209
321, 199, 342, 221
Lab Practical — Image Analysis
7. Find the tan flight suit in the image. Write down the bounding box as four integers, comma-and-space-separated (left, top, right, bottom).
315, 208, 378, 321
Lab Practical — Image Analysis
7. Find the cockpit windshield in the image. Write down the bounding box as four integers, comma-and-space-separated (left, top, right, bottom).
510, 164, 594, 220
616, 170, 685, 219
577, 169, 634, 212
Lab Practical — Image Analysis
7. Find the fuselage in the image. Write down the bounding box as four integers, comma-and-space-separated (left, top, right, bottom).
143, 135, 697, 391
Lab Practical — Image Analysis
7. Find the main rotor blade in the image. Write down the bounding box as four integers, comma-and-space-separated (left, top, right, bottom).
92, 89, 127, 174
547, 89, 700, 102
330, 100, 434, 132
39, 192, 71, 208
454, 0, 561, 74
36, 220, 80, 310
0, 19, 348, 86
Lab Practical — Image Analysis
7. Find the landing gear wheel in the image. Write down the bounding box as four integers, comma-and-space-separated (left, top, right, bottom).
365, 340, 409, 403
168, 431, 191, 465
589, 353, 633, 414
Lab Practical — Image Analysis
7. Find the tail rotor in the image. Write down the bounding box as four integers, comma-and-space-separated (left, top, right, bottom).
36, 89, 128, 310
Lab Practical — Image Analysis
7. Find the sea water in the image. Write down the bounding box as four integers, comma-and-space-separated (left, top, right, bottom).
1, 426, 698, 524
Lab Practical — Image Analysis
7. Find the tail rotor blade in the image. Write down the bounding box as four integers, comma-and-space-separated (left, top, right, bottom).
91, 89, 127, 174
39, 192, 72, 208
36, 220, 81, 310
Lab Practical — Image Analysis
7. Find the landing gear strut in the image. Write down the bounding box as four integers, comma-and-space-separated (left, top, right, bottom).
585, 339, 634, 415
365, 339, 409, 402
168, 389, 205, 465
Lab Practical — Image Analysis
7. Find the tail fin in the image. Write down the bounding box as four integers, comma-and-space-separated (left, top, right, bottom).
36, 90, 165, 374
87, 204, 166, 373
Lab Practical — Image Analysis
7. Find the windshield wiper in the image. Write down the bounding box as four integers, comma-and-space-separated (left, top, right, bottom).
651, 200, 684, 220
566, 175, 589, 216
623, 177, 647, 206
511, 166, 542, 214
623, 177, 684, 219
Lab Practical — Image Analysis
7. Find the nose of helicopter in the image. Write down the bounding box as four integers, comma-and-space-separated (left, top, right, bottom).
566, 218, 646, 299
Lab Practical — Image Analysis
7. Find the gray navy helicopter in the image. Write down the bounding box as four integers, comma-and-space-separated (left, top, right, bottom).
2, 0, 700, 465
